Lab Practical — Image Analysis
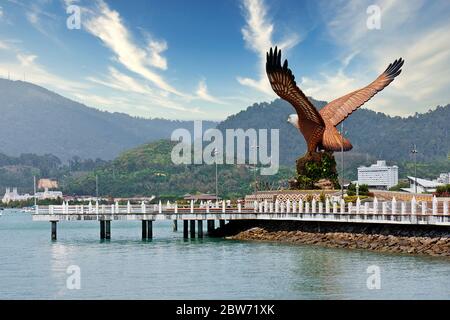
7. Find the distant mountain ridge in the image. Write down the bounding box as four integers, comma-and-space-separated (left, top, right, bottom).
217, 98, 450, 165
0, 79, 216, 161
0, 79, 448, 167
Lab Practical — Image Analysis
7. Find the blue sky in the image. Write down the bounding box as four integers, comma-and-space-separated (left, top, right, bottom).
1, 0, 450, 120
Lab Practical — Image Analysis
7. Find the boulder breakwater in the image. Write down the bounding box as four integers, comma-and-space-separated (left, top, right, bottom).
213, 221, 450, 257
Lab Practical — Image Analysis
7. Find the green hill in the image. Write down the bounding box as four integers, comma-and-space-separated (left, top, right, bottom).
62, 140, 294, 199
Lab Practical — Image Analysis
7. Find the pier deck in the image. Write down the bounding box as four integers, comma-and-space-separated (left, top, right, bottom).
32, 197, 450, 239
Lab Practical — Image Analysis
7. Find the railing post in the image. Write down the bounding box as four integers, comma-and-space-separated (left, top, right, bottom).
411, 197, 416, 215
175, 202, 178, 214
364, 202, 369, 215
269, 202, 273, 213
401, 201, 406, 215
325, 199, 330, 213
141, 201, 146, 214
348, 202, 353, 215
373, 197, 378, 215
318, 202, 323, 214
305, 201, 310, 214
382, 202, 387, 215
311, 199, 316, 214
259, 201, 263, 213
158, 200, 162, 214
95, 201, 99, 215
298, 200, 303, 214
421, 201, 427, 215
286, 199, 291, 213
340, 199, 345, 214
333, 202, 337, 214
50, 205, 54, 215
432, 196, 437, 215
280, 201, 285, 213
222, 200, 226, 213
115, 201, 119, 214
35, 205, 39, 215
391, 197, 397, 215
88, 201, 93, 214
444, 200, 448, 215
190, 200, 194, 213
275, 200, 279, 213
127, 201, 131, 214
238, 202, 242, 213
356, 197, 361, 214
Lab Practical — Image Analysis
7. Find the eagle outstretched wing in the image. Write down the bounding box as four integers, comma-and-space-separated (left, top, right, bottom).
320, 58, 404, 126
266, 47, 325, 131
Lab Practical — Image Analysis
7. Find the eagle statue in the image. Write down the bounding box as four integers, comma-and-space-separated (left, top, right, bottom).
266, 46, 404, 155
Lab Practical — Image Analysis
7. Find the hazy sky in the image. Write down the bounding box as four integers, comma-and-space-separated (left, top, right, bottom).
1, 0, 449, 120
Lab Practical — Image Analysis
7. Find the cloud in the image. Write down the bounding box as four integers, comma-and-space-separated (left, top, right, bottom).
0, 6, 4, 19
148, 39, 168, 70
305, 0, 450, 116
83, 0, 182, 96
195, 79, 226, 105
237, 0, 301, 95
0, 53, 88, 93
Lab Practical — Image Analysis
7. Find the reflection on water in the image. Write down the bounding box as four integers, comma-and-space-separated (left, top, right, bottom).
0, 210, 449, 299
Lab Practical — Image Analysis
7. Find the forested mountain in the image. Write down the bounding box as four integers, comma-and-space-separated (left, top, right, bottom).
62, 140, 294, 199
217, 98, 450, 166
0, 79, 215, 161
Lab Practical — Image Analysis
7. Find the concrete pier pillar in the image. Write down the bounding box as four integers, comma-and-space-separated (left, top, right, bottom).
197, 220, 203, 238
183, 220, 189, 238
51, 221, 57, 241
105, 220, 111, 240
219, 220, 225, 228
190, 220, 196, 238
147, 220, 153, 239
100, 220, 105, 239
142, 220, 148, 239
207, 220, 215, 234
173, 220, 178, 232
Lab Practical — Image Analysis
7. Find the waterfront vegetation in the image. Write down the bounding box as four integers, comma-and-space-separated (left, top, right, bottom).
0, 139, 448, 200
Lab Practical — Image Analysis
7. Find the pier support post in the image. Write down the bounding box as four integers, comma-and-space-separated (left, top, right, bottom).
173, 220, 178, 232
51, 221, 57, 241
105, 220, 111, 240
100, 220, 105, 239
190, 220, 196, 238
207, 220, 215, 234
147, 220, 153, 239
198, 220, 203, 238
183, 220, 189, 239
219, 220, 225, 228
142, 220, 148, 239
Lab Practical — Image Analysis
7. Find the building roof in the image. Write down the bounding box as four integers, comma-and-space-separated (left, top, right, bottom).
407, 176, 443, 188
183, 194, 220, 201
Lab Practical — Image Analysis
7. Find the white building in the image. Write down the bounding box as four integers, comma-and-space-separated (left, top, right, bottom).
357, 160, 398, 190
2, 188, 33, 203
35, 188, 63, 200
436, 173, 450, 184
2, 187, 63, 204
403, 177, 444, 194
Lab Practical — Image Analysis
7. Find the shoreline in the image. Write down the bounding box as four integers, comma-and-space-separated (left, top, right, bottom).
213, 220, 450, 257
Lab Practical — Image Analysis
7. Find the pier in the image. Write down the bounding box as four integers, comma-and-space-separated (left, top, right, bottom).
32, 197, 450, 240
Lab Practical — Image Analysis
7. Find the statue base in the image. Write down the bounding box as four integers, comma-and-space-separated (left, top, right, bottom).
289, 151, 340, 190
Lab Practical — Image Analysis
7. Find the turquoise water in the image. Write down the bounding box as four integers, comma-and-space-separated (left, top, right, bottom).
0, 210, 449, 299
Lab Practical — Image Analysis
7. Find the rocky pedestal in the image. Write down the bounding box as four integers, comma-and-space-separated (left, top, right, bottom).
289, 151, 340, 190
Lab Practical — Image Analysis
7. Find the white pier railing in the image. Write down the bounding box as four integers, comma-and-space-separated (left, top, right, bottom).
32, 196, 450, 226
